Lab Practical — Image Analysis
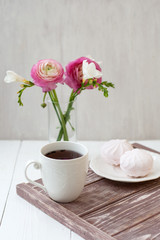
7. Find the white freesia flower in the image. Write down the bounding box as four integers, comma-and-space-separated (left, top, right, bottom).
82, 60, 102, 80
4, 71, 25, 83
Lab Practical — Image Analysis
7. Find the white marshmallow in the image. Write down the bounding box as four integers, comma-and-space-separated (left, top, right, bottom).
100, 139, 133, 166
120, 149, 153, 177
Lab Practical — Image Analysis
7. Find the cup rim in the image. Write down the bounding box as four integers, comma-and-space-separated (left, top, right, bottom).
41, 141, 88, 162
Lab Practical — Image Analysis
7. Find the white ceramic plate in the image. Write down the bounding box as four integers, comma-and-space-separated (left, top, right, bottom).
90, 151, 160, 183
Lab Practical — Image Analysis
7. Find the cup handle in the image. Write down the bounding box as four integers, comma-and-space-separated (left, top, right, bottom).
25, 161, 46, 192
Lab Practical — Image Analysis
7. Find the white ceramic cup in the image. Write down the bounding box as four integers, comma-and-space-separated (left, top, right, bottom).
25, 141, 88, 203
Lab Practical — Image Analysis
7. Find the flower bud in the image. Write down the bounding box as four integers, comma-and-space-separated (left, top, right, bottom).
41, 103, 47, 108
23, 80, 30, 85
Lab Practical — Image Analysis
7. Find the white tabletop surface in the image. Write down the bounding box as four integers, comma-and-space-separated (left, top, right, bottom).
0, 140, 160, 240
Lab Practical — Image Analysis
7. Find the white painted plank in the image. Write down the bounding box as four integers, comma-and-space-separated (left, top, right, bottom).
71, 232, 84, 240
0, 140, 20, 223
0, 141, 70, 240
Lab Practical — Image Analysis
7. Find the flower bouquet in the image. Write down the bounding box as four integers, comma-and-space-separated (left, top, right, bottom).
4, 56, 114, 141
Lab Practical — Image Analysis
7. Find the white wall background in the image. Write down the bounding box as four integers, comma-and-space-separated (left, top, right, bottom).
0, 0, 160, 140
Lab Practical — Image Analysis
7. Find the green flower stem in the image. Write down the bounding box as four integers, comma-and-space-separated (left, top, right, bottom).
43, 92, 47, 103
48, 91, 62, 129
52, 89, 69, 141
56, 80, 115, 141
56, 85, 87, 141
57, 102, 73, 141
17, 83, 35, 106
57, 91, 76, 141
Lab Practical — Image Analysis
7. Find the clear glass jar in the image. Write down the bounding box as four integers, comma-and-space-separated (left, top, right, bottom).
48, 98, 77, 142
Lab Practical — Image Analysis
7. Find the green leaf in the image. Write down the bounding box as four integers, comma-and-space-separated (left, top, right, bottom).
98, 85, 103, 91
69, 120, 75, 131
18, 96, 23, 106
103, 88, 108, 97
102, 81, 115, 88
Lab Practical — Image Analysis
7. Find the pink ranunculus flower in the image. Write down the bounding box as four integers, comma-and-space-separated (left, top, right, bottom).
64, 57, 102, 91
31, 59, 64, 92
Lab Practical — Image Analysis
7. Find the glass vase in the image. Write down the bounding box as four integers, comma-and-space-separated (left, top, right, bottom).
48, 98, 77, 142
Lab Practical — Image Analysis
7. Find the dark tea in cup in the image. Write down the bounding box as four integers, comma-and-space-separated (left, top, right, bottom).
45, 150, 82, 160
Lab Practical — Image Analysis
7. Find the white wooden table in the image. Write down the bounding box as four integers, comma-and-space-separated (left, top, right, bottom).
0, 140, 160, 240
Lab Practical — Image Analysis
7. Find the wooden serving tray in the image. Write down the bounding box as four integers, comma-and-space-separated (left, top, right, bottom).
16, 143, 160, 240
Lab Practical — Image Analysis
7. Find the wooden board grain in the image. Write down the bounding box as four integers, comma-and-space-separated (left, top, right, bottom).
132, 143, 160, 154
83, 183, 160, 236
114, 213, 160, 240
16, 143, 160, 240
